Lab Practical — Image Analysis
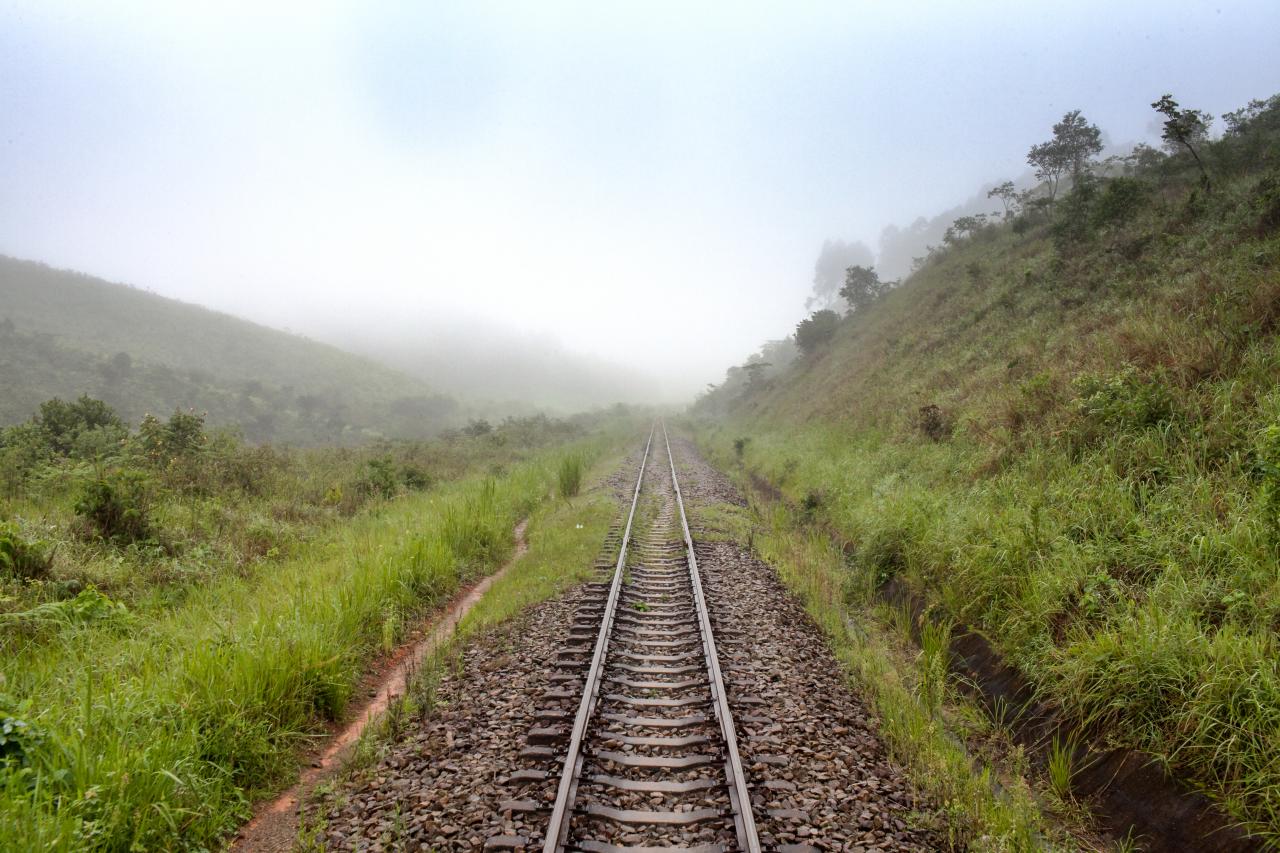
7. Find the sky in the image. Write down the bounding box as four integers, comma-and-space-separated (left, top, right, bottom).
2, 0, 1278, 399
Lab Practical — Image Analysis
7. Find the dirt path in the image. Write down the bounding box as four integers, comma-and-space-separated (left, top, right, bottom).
230, 519, 531, 853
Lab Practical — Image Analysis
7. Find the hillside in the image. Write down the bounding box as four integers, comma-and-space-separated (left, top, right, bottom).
695, 95, 1280, 841
0, 257, 459, 443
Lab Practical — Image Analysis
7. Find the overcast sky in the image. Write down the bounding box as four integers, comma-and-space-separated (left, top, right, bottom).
2, 1, 1278, 396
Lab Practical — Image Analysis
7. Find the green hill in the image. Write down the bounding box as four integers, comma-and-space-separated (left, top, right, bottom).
0, 257, 459, 443
696, 95, 1280, 840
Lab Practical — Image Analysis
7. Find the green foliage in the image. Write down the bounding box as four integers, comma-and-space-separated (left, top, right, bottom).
794, 309, 840, 356
557, 453, 584, 500
0, 697, 64, 780
73, 470, 155, 543
33, 396, 123, 457
1252, 170, 1280, 234
1071, 365, 1174, 438
400, 464, 432, 491
0, 524, 51, 581
462, 419, 493, 437
0, 419, 624, 851
361, 456, 399, 500
838, 265, 886, 313
1090, 176, 1148, 228
0, 587, 129, 630
1152, 93, 1213, 186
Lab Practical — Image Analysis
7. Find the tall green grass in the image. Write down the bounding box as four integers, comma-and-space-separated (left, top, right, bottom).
0, 461, 551, 850
690, 163, 1280, 840
682, 490, 1060, 850
557, 453, 585, 500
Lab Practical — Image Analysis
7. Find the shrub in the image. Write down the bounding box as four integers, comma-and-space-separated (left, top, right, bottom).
0, 696, 63, 778
33, 396, 122, 457
401, 464, 433, 491
1051, 176, 1099, 249
733, 437, 750, 459
0, 523, 50, 580
800, 489, 824, 519
74, 470, 155, 543
1252, 171, 1280, 234
462, 419, 493, 437
915, 404, 952, 442
1091, 177, 1148, 228
557, 454, 584, 500
794, 310, 840, 356
137, 409, 208, 462
1072, 365, 1175, 435
361, 457, 399, 500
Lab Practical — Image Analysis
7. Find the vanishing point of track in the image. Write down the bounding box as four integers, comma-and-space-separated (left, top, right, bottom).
539, 421, 760, 853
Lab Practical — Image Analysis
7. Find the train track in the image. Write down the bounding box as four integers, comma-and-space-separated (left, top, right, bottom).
536, 421, 760, 853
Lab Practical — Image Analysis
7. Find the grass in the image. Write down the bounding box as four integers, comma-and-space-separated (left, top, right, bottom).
312, 439, 630, 816
683, 489, 1071, 851
0, 420, 639, 851
689, 143, 1280, 841
557, 452, 585, 500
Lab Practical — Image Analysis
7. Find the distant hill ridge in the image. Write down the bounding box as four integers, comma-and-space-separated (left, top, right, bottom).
0, 255, 458, 444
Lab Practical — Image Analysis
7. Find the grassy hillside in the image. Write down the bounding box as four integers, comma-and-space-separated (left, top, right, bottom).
696, 96, 1280, 840
0, 257, 459, 443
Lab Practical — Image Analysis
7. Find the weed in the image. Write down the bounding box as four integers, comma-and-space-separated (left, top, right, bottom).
0, 523, 51, 581
73, 469, 155, 543
557, 453, 584, 500
1046, 731, 1080, 801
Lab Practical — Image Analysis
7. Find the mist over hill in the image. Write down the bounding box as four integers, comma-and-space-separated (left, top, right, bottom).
319, 320, 679, 414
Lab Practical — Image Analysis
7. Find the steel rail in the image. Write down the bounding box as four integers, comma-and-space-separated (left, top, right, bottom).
542, 423, 655, 853
661, 420, 761, 853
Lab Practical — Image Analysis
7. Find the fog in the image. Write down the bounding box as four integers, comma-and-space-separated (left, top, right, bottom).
2, 1, 1277, 405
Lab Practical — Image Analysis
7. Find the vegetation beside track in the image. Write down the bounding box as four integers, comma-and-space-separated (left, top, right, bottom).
300, 441, 634, 847
0, 396, 641, 850
682, 474, 1074, 852
694, 94, 1280, 843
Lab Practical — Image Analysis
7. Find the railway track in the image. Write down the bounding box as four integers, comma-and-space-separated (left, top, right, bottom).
537, 421, 760, 853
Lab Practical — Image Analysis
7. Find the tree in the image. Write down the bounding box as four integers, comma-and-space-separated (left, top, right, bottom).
35, 396, 123, 456
944, 214, 990, 245
1027, 140, 1070, 210
987, 181, 1021, 219
839, 265, 885, 314
1152, 94, 1212, 187
742, 362, 772, 391
794, 310, 840, 356
807, 240, 874, 311
1053, 110, 1103, 181
1027, 110, 1103, 209
462, 419, 493, 437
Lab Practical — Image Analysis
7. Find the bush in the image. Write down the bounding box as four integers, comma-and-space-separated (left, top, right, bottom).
1072, 365, 1175, 435
794, 310, 841, 356
557, 454, 584, 500
1252, 171, 1280, 234
915, 404, 952, 442
74, 470, 155, 543
361, 457, 398, 500
137, 409, 208, 463
401, 464, 433, 491
0, 523, 51, 581
34, 396, 122, 457
1091, 177, 1148, 228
